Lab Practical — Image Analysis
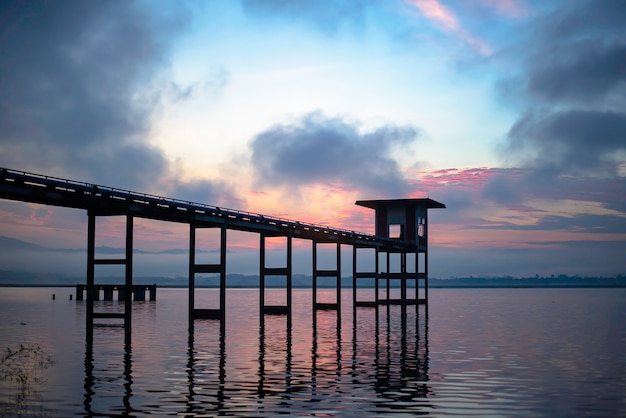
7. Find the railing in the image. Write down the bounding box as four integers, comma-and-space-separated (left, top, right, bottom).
0, 167, 413, 248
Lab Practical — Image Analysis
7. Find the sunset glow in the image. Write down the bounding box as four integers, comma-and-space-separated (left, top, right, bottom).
0, 0, 624, 278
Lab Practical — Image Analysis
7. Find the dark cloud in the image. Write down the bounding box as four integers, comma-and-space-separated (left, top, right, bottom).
164, 178, 244, 210
505, 110, 626, 175
250, 112, 418, 197
471, 213, 626, 234
241, 0, 372, 34
526, 41, 626, 105
497, 0, 626, 180
522, 0, 626, 107
0, 0, 188, 190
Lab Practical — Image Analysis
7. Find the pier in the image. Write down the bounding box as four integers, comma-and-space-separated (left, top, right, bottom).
75, 284, 156, 301
0, 167, 445, 334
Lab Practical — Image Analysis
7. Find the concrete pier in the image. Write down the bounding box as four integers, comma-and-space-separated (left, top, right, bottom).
75, 284, 156, 301
0, 167, 445, 334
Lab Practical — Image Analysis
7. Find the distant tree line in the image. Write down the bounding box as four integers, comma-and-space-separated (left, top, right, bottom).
1, 270, 625, 288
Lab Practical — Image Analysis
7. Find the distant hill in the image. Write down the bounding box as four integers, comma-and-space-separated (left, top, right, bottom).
0, 235, 209, 255
1, 235, 624, 288
0, 236, 47, 251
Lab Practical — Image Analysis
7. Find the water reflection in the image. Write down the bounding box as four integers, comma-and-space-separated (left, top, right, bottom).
357, 304, 430, 413
81, 301, 430, 415
185, 319, 226, 415
83, 322, 134, 415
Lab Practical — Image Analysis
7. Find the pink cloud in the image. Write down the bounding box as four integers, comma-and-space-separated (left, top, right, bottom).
408, 0, 492, 55
480, 0, 529, 18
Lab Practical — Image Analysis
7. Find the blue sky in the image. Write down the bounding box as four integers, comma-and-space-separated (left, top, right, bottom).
0, 0, 625, 279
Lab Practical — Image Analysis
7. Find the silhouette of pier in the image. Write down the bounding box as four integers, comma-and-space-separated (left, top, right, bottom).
0, 167, 445, 334
75, 284, 156, 301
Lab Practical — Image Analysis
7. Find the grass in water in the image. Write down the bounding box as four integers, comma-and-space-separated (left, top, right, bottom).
1, 343, 55, 415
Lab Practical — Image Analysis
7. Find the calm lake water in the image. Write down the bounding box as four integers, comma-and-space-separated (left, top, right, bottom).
1, 287, 625, 417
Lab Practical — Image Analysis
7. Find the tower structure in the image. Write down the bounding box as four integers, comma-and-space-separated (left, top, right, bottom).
355, 198, 445, 304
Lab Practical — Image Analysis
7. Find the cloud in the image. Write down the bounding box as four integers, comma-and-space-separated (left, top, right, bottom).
416, 166, 626, 240
504, 110, 626, 175
250, 112, 419, 197
0, 0, 189, 190
526, 41, 626, 105
162, 178, 244, 210
478, 0, 529, 19
240, 0, 371, 34
408, 0, 492, 55
497, 1, 626, 178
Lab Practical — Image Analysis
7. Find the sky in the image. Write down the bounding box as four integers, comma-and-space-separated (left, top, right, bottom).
0, 0, 625, 279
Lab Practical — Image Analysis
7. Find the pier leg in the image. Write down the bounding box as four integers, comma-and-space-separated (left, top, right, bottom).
424, 211, 429, 305
124, 213, 133, 340
189, 224, 195, 329
386, 252, 390, 304
352, 246, 357, 310
86, 212, 95, 334
375, 247, 379, 304
313, 241, 341, 311
259, 233, 291, 317
401, 252, 407, 303
220, 225, 227, 320
312, 241, 317, 312
189, 224, 227, 321
287, 232, 292, 321
259, 233, 265, 322
336, 242, 341, 313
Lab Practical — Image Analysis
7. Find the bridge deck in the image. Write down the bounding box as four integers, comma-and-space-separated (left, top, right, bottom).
0, 167, 417, 251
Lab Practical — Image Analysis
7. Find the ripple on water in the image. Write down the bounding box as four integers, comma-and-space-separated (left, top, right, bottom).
1, 288, 626, 416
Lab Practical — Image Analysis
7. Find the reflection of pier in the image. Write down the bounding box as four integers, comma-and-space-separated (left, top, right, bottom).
79, 295, 429, 415
2, 167, 441, 414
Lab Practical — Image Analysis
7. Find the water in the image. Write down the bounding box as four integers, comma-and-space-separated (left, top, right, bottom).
1, 287, 625, 416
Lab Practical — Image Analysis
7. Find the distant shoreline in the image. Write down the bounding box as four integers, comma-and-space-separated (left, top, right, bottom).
1, 270, 624, 289
1, 284, 625, 289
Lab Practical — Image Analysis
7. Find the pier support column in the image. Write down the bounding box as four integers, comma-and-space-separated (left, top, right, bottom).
86, 212, 95, 336
401, 251, 407, 302
353, 246, 379, 309
124, 213, 134, 341
85, 211, 134, 338
312, 241, 341, 311
259, 232, 292, 318
189, 223, 227, 322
